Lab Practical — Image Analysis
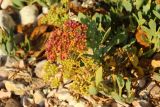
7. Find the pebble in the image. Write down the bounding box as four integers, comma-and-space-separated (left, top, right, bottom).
1, 0, 12, 9
0, 55, 7, 66
42, 6, 49, 14
132, 100, 151, 107
22, 96, 35, 107
33, 90, 45, 106
0, 90, 11, 99
0, 68, 9, 81
0, 10, 16, 32
138, 78, 146, 88
5, 56, 19, 67
111, 102, 125, 107
34, 60, 47, 78
20, 5, 38, 25
3, 80, 25, 95
150, 85, 160, 99
5, 98, 21, 107
81, 0, 95, 8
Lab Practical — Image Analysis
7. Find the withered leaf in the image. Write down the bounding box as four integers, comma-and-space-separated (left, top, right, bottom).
135, 29, 150, 47
30, 25, 48, 41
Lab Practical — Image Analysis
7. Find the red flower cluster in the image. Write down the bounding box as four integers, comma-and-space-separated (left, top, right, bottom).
46, 20, 88, 61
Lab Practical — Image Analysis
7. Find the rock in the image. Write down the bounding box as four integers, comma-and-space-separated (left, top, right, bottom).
138, 78, 146, 88
0, 82, 5, 88
0, 69, 9, 81
33, 90, 45, 106
111, 102, 125, 107
1, 0, 12, 9
8, 71, 32, 83
55, 88, 87, 107
19, 60, 25, 68
81, 0, 95, 8
139, 90, 149, 100
132, 100, 151, 107
20, 5, 38, 25
5, 99, 21, 107
14, 33, 24, 45
0, 55, 7, 66
0, 10, 16, 32
3, 80, 25, 95
42, 7, 49, 14
150, 85, 160, 99
22, 96, 35, 107
146, 82, 156, 91
0, 90, 11, 99
34, 60, 47, 78
5, 56, 19, 67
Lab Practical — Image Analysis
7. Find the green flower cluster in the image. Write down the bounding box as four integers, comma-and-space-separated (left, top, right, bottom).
39, 4, 69, 27
43, 56, 99, 94
43, 61, 60, 88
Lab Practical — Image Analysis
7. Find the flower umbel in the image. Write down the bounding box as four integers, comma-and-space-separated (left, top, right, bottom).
45, 20, 88, 61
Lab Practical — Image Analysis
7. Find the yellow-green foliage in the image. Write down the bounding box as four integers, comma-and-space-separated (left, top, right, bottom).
39, 2, 69, 27
43, 56, 99, 94
43, 61, 60, 88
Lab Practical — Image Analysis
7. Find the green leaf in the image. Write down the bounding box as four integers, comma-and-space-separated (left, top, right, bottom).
12, 0, 26, 9
78, 12, 87, 22
6, 40, 13, 54
142, 0, 151, 14
101, 27, 111, 44
153, 10, 160, 20
126, 79, 131, 97
136, 0, 144, 10
35, 0, 48, 7
149, 19, 156, 33
133, 12, 146, 26
111, 92, 123, 102
116, 75, 125, 96
122, 0, 132, 12
88, 84, 97, 95
95, 66, 103, 86
141, 26, 152, 41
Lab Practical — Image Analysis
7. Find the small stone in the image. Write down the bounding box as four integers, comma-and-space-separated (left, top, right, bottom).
111, 102, 125, 107
19, 60, 25, 68
81, 0, 95, 8
139, 90, 149, 100
0, 90, 11, 99
42, 7, 49, 14
132, 100, 151, 107
33, 90, 45, 106
1, 0, 12, 9
22, 96, 35, 107
138, 78, 146, 88
0, 82, 5, 88
0, 10, 16, 32
34, 60, 47, 78
5, 99, 21, 107
0, 69, 9, 81
146, 82, 156, 91
3, 80, 25, 95
150, 85, 160, 99
5, 56, 19, 67
20, 5, 38, 25
0, 55, 7, 66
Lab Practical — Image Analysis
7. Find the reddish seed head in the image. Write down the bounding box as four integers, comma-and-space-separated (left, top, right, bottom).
45, 20, 88, 61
